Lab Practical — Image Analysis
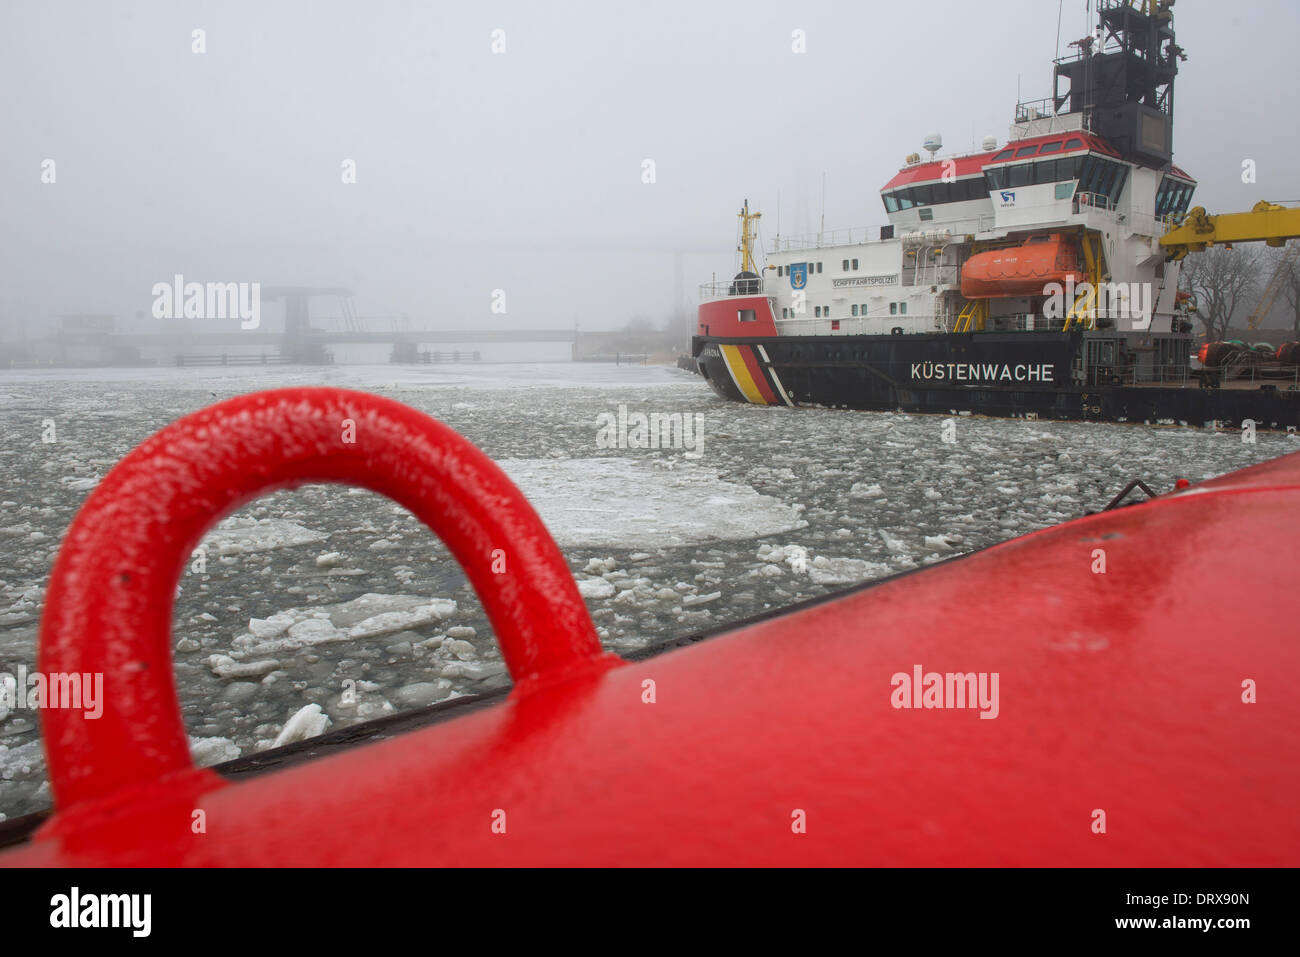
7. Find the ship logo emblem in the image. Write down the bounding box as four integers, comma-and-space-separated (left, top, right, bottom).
789, 263, 808, 289
1000, 190, 1016, 205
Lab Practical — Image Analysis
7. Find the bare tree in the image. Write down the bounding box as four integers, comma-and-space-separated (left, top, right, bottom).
1271, 244, 1300, 337
1179, 245, 1262, 340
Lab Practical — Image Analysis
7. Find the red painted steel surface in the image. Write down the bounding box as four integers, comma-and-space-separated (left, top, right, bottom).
696, 295, 778, 337
880, 132, 1123, 192
4, 388, 1297, 866
28, 388, 616, 814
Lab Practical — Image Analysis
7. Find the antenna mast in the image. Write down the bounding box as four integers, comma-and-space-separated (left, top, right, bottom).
819, 173, 826, 245
737, 199, 762, 274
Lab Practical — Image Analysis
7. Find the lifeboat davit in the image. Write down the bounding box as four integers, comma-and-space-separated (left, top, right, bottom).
960, 233, 1084, 299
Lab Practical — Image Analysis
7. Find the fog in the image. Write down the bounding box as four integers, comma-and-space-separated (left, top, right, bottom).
2, 0, 1297, 335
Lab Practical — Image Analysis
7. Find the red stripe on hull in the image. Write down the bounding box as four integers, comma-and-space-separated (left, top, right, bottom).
737, 345, 779, 404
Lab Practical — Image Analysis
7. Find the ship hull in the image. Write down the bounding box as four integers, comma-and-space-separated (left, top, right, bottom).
692, 332, 1300, 430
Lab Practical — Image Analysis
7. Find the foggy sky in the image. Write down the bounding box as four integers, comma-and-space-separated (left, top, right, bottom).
2, 0, 1298, 334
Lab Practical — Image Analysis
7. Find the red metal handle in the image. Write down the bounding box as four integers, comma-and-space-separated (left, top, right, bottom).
39, 388, 612, 809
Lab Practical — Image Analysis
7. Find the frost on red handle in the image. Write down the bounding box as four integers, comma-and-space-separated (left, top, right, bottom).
38, 387, 613, 810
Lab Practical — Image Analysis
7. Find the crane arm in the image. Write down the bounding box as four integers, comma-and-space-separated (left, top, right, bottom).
1160, 201, 1300, 261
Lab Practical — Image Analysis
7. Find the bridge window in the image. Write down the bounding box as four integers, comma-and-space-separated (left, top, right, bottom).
1076, 156, 1128, 205
1008, 164, 1032, 188
889, 178, 992, 209
992, 148, 1014, 162
1156, 177, 1196, 218
1015, 144, 1039, 158
1079, 157, 1103, 193
1033, 159, 1058, 184
1039, 140, 1063, 155
1064, 137, 1084, 150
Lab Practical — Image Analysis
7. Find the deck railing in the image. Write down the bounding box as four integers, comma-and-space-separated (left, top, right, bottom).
698, 278, 766, 300
774, 315, 942, 336
1081, 362, 1300, 389
772, 227, 882, 251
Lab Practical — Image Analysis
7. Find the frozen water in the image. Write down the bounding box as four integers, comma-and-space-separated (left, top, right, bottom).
202, 517, 329, 555
577, 578, 616, 599
272, 704, 331, 747
190, 736, 242, 766
498, 458, 806, 548
0, 364, 1294, 821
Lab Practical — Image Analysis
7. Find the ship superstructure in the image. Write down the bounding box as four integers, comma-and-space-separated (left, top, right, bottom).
690, 0, 1300, 428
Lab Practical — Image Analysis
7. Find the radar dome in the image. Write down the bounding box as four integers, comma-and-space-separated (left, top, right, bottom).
982, 135, 998, 151
922, 133, 943, 155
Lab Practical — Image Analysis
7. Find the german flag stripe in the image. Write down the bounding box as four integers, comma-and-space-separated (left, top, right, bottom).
719, 344, 769, 404
737, 344, 780, 405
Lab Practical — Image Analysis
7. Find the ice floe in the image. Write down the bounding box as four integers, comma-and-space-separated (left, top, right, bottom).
231, 593, 457, 657
272, 704, 332, 747
201, 517, 329, 555
498, 458, 806, 548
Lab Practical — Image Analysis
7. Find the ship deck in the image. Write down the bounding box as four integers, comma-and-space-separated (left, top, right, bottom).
1126, 378, 1299, 391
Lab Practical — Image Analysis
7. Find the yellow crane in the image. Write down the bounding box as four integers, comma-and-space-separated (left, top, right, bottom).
1159, 200, 1300, 261
1245, 242, 1300, 331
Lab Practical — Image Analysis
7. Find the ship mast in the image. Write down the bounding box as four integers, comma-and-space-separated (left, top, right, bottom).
737, 199, 761, 274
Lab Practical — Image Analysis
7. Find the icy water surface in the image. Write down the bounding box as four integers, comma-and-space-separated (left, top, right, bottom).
0, 362, 1294, 819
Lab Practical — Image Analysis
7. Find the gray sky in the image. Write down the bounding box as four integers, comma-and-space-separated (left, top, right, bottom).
2, 0, 1297, 333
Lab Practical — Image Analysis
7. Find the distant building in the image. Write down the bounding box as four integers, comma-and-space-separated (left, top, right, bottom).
58, 314, 116, 336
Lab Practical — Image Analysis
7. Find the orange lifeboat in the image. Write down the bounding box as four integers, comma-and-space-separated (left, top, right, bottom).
960, 233, 1084, 299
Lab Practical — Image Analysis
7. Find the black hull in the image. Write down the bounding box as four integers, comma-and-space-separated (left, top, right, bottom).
692, 332, 1300, 430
